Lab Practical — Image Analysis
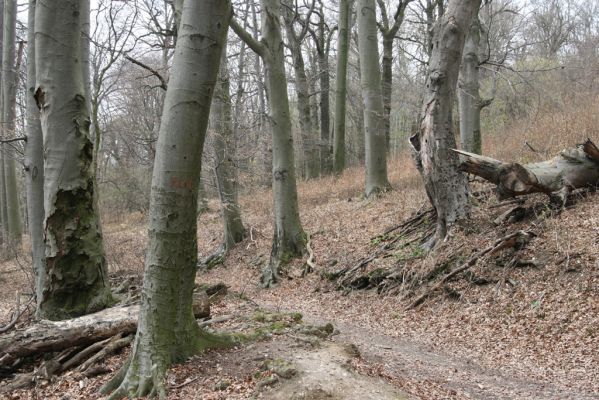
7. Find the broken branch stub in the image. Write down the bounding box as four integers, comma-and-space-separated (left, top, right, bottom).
455, 139, 599, 201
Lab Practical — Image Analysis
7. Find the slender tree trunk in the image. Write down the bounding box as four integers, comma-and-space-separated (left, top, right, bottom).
458, 17, 482, 154
409, 0, 480, 248
2, 0, 21, 244
333, 0, 351, 174
25, 0, 45, 309
213, 48, 246, 250
0, 0, 6, 244
357, 0, 391, 196
318, 6, 332, 175
101, 2, 232, 399
35, 0, 113, 320
261, 0, 306, 286
283, 11, 319, 179
381, 35, 393, 151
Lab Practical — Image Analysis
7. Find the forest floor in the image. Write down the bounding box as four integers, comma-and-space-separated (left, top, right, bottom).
1, 143, 598, 399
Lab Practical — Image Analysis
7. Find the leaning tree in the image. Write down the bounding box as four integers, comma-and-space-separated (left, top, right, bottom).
410, 0, 482, 248
101, 1, 232, 398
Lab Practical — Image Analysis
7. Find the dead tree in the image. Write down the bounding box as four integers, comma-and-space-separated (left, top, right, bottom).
456, 139, 599, 204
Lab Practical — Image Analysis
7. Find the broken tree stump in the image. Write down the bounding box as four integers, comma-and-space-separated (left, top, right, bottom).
455, 139, 599, 202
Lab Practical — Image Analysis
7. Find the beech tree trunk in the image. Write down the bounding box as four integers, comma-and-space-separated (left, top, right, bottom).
456, 139, 599, 202
213, 48, 246, 250
458, 17, 483, 154
101, 2, 232, 399
231, 0, 306, 287
357, 0, 391, 196
35, 0, 113, 320
2, 0, 21, 245
409, 0, 480, 248
333, 0, 351, 174
317, 2, 332, 175
25, 0, 45, 308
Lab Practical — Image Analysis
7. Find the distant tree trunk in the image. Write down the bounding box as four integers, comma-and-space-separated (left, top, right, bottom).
357, 0, 391, 196
231, 0, 307, 287
25, 0, 45, 309
410, 0, 480, 248
282, 3, 319, 179
2, 0, 21, 244
317, 1, 332, 175
101, 2, 232, 398
377, 0, 411, 153
333, 0, 351, 174
458, 16, 483, 154
213, 48, 246, 250
35, 0, 113, 320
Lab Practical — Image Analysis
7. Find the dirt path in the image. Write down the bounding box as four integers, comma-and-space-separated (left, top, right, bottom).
256, 300, 596, 400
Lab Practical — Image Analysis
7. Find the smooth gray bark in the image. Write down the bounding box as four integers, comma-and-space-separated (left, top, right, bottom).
35, 0, 113, 320
377, 0, 412, 152
25, 0, 45, 309
409, 0, 481, 248
458, 16, 483, 154
357, 0, 391, 196
213, 48, 246, 250
101, 2, 232, 399
231, 0, 306, 287
283, 1, 319, 179
333, 0, 352, 174
316, 1, 332, 174
2, 0, 22, 244
0, 0, 6, 243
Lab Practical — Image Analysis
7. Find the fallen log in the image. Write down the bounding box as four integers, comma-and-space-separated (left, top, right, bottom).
0, 294, 210, 367
455, 139, 599, 202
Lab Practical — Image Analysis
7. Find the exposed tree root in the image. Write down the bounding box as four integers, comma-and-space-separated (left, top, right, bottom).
407, 230, 535, 309
302, 232, 317, 277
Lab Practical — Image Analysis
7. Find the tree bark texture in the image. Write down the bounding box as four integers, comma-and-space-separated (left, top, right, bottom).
25, 0, 45, 309
213, 48, 246, 250
2, 0, 22, 244
458, 17, 482, 154
35, 0, 113, 320
409, 0, 481, 247
357, 0, 391, 196
333, 0, 351, 174
101, 2, 232, 398
317, 4, 332, 175
456, 139, 599, 201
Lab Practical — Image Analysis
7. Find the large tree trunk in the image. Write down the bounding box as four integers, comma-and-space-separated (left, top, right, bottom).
101, 2, 232, 399
25, 0, 45, 309
2, 0, 21, 245
213, 48, 246, 250
409, 0, 480, 248
333, 0, 352, 174
458, 17, 483, 154
456, 139, 599, 201
357, 0, 391, 197
0, 0, 6, 244
35, 0, 113, 320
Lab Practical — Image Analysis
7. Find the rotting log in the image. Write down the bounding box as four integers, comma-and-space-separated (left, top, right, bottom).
455, 139, 599, 203
0, 294, 210, 367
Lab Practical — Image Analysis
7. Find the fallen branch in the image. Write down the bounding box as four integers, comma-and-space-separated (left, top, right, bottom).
407, 230, 535, 309
0, 292, 25, 334
303, 232, 317, 276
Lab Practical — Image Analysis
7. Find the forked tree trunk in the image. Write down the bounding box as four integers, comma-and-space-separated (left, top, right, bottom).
333, 0, 352, 174
213, 48, 246, 250
231, 0, 306, 287
101, 2, 232, 399
458, 17, 483, 154
357, 0, 391, 197
35, 0, 113, 320
409, 0, 481, 248
25, 0, 45, 308
456, 139, 599, 202
2, 0, 22, 245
